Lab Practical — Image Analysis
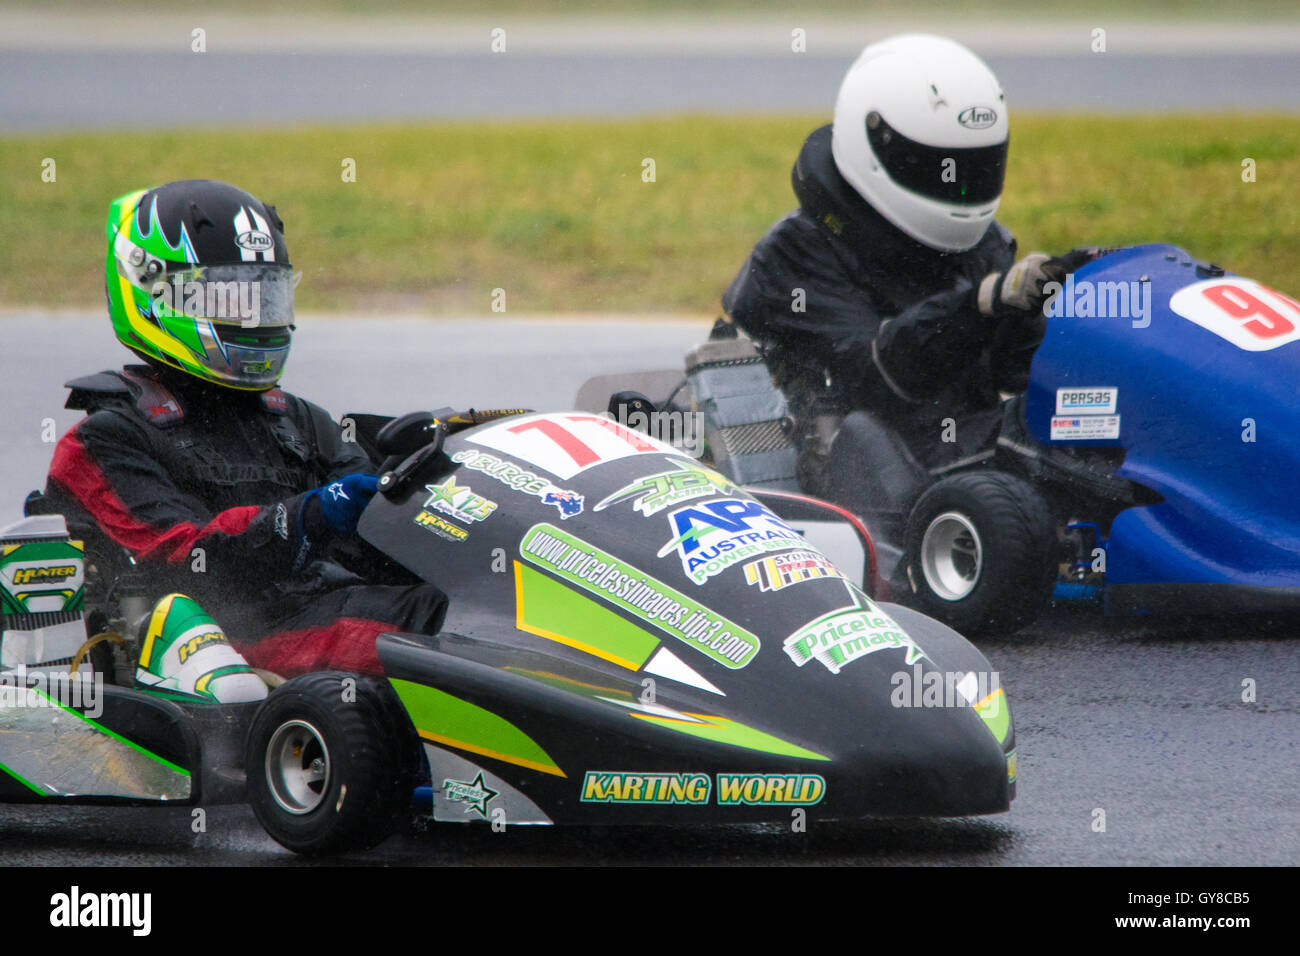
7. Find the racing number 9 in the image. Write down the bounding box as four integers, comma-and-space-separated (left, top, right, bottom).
1201, 283, 1298, 340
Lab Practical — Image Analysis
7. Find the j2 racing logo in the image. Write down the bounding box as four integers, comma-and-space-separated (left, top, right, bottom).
423, 477, 497, 525
594, 462, 737, 518
657, 498, 805, 585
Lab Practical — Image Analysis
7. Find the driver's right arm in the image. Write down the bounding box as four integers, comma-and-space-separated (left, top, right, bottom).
45, 409, 323, 578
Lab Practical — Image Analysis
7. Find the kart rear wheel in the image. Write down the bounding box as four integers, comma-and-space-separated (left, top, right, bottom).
903, 471, 1056, 636
245, 672, 411, 855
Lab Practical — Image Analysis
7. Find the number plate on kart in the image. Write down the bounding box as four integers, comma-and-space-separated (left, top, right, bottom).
1170, 278, 1300, 352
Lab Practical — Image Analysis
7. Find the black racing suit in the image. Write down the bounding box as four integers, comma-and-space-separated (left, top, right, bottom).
42, 363, 446, 676
722, 124, 1040, 496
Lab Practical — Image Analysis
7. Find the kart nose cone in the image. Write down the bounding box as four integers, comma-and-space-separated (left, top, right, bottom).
844, 689, 1012, 816
776, 658, 1014, 818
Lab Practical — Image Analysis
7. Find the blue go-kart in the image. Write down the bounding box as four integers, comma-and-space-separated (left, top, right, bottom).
585, 243, 1300, 634
824, 244, 1300, 632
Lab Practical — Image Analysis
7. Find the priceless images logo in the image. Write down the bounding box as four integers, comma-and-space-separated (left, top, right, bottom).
657, 497, 805, 585
783, 589, 926, 674
442, 772, 498, 818
520, 523, 760, 668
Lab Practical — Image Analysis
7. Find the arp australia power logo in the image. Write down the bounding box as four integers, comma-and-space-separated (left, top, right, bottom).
658, 498, 805, 585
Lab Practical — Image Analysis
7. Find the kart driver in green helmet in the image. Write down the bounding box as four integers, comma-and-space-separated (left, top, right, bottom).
40, 179, 447, 703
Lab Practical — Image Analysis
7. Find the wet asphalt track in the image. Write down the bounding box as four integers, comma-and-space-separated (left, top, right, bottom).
1, 315, 1297, 866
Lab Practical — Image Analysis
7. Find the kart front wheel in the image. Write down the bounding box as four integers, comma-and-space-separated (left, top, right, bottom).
903, 471, 1056, 636
245, 672, 411, 855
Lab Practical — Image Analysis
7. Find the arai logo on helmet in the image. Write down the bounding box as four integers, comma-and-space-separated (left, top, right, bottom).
236, 230, 273, 252
957, 106, 998, 130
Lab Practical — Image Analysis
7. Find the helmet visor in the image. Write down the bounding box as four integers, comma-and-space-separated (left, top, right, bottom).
867, 114, 1007, 205
146, 263, 295, 389
148, 262, 295, 329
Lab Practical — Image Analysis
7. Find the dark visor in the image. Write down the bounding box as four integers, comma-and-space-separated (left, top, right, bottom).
867, 114, 1007, 205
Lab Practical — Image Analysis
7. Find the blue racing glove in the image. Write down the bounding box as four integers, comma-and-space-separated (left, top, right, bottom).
303, 473, 379, 537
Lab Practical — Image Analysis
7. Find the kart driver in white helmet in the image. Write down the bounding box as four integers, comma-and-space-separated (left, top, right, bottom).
722, 34, 1085, 504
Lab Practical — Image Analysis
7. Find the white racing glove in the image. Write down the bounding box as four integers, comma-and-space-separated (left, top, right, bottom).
978, 253, 1062, 319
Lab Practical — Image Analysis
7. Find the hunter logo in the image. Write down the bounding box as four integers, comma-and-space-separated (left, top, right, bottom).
423, 477, 497, 525
442, 772, 498, 817
716, 774, 825, 806
784, 585, 927, 674
176, 628, 229, 665
413, 510, 469, 542
581, 771, 711, 805
658, 498, 805, 585
12, 565, 78, 585
957, 105, 997, 129
743, 549, 844, 593
594, 462, 737, 518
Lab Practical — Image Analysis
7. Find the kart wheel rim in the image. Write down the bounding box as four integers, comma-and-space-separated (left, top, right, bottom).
265, 719, 331, 816
921, 512, 984, 601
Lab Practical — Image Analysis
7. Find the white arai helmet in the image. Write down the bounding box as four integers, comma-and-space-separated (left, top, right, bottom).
831, 34, 1009, 252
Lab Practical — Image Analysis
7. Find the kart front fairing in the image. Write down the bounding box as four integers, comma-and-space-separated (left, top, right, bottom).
1025, 244, 1300, 612
358, 412, 1015, 823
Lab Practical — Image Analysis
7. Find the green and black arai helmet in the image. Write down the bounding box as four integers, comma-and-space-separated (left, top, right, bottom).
106, 179, 296, 391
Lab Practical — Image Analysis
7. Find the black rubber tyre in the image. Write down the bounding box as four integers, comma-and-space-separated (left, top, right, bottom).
245, 671, 412, 855
902, 471, 1057, 636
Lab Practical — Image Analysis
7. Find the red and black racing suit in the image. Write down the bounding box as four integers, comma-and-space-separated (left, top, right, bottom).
42, 364, 446, 677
